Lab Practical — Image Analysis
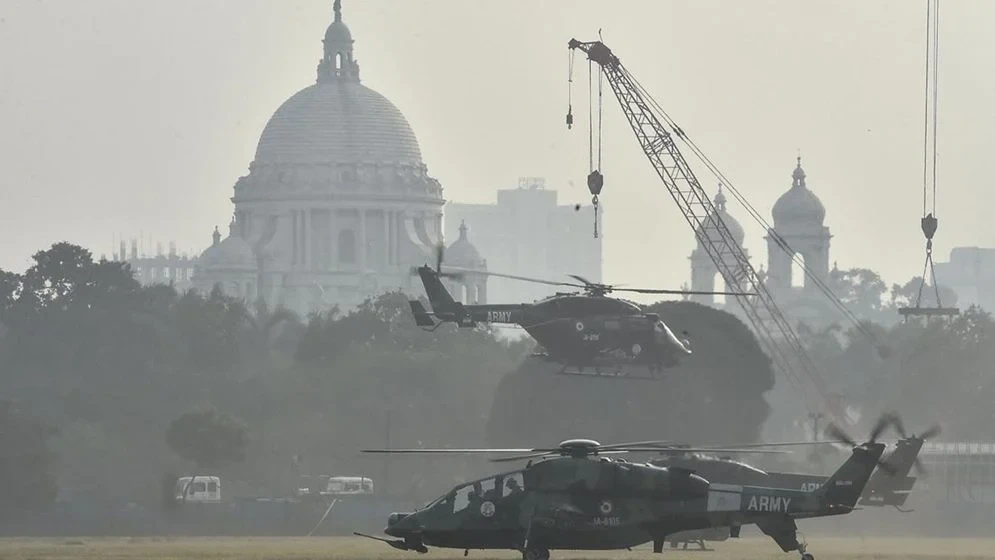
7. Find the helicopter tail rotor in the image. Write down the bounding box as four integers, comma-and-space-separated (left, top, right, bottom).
824, 413, 939, 476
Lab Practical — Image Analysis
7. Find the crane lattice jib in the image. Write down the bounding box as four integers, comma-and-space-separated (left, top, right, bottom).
569, 39, 841, 423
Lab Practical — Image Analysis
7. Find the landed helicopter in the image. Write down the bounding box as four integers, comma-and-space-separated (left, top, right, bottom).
655, 414, 938, 550
355, 437, 885, 560
408, 258, 750, 379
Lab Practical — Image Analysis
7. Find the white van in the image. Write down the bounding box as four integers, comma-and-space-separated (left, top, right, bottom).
321, 476, 374, 496
174, 475, 221, 503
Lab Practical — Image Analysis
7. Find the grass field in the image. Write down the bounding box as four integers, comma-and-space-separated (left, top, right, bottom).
1, 536, 994, 560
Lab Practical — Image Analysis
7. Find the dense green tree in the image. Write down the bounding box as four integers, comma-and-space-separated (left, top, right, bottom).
166, 409, 249, 470
487, 301, 774, 448
888, 276, 958, 311
0, 401, 58, 515
828, 266, 889, 323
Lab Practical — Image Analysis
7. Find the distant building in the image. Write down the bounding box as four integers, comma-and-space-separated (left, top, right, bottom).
117, 1, 458, 315
934, 247, 995, 312
116, 240, 195, 292
689, 184, 749, 302
764, 157, 836, 326
444, 178, 602, 305
689, 157, 836, 328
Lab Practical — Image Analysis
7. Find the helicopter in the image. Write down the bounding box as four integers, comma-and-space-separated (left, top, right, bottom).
654, 414, 938, 549
408, 252, 751, 378
355, 436, 885, 560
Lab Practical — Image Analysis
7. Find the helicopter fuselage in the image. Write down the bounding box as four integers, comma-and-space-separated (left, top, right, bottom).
378, 445, 883, 556
430, 293, 691, 371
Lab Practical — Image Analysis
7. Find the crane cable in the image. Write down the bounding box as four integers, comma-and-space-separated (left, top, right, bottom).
622, 67, 881, 350
912, 0, 947, 311
617, 67, 824, 408
581, 54, 605, 237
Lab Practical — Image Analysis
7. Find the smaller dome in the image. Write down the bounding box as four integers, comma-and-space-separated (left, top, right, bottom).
324, 19, 352, 45
324, 0, 352, 45
447, 220, 485, 269
199, 221, 256, 270
772, 157, 825, 226
697, 184, 745, 245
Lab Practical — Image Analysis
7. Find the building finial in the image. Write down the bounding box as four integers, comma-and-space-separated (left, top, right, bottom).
334, 0, 342, 22
714, 182, 727, 211
792, 154, 806, 188
458, 219, 468, 240
212, 226, 221, 247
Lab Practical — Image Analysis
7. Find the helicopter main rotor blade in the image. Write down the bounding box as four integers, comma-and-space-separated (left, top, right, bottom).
613, 287, 757, 296
361, 448, 551, 455
490, 450, 632, 463
633, 440, 843, 450
490, 451, 556, 463
626, 447, 792, 454
442, 267, 586, 289
567, 274, 594, 286
598, 439, 675, 450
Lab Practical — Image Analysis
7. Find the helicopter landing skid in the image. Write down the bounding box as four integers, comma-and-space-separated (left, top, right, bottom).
557, 364, 662, 380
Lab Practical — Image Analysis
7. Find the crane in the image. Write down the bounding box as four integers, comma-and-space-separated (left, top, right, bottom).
567, 38, 841, 422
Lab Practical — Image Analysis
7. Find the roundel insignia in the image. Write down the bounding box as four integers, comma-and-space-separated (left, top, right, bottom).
631, 343, 642, 355
599, 499, 613, 514
480, 501, 495, 518
576, 321, 585, 332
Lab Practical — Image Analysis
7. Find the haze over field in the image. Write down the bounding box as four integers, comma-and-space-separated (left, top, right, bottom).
3, 0, 995, 292
3, 0, 995, 549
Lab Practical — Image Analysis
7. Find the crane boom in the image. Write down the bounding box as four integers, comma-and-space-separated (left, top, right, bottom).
568, 38, 839, 422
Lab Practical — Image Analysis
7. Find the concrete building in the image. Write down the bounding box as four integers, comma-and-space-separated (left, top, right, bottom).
444, 177, 602, 305
934, 247, 995, 312
116, 239, 196, 293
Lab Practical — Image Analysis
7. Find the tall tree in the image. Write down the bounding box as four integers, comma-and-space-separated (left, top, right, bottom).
828, 266, 888, 322
888, 276, 958, 311
487, 301, 774, 448
166, 409, 249, 470
0, 401, 58, 516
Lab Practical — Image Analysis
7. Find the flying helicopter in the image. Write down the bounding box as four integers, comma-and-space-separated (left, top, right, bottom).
654, 414, 938, 549
408, 247, 752, 379
355, 436, 885, 560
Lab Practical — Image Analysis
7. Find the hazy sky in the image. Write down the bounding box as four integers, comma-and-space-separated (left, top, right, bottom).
1, 0, 993, 298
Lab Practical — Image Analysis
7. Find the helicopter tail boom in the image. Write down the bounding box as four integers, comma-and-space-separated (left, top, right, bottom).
814, 442, 885, 510
409, 300, 438, 328
417, 266, 459, 312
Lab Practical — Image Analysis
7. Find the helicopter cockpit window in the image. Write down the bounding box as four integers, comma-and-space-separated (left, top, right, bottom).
502, 472, 525, 497
453, 478, 497, 513
479, 478, 497, 501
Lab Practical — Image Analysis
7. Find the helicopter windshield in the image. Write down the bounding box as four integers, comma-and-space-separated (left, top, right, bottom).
451, 476, 501, 514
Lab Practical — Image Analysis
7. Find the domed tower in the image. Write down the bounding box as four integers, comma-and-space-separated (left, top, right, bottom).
444, 220, 488, 304
225, 0, 445, 314
689, 184, 749, 304
766, 157, 831, 291
194, 219, 259, 301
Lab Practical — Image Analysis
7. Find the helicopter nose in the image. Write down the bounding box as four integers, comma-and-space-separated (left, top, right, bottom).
385, 512, 420, 537
655, 321, 691, 355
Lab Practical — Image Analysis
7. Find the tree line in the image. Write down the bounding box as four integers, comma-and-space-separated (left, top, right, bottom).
1, 242, 989, 519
